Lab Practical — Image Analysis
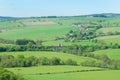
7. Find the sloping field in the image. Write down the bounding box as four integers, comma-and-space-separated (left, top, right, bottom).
0, 51, 99, 65
0, 24, 72, 40
92, 49, 120, 60
96, 35, 120, 44
96, 27, 120, 34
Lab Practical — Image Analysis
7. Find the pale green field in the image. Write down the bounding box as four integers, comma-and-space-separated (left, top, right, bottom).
97, 27, 120, 34
0, 51, 99, 64
92, 49, 120, 60
96, 35, 120, 44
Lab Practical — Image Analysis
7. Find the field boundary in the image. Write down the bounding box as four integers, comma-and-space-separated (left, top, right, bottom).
26, 69, 106, 75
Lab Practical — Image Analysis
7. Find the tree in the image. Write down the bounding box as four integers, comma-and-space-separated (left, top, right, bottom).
0, 68, 23, 80
50, 57, 61, 65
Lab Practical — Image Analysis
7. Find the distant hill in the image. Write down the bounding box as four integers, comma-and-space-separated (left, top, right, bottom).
83, 13, 120, 18
0, 13, 120, 20
0, 16, 15, 21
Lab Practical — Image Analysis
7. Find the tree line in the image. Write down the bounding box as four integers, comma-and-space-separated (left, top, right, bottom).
0, 55, 77, 68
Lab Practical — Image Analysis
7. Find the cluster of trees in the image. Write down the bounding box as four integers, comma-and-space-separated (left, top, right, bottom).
0, 55, 77, 68
63, 43, 120, 55
65, 23, 102, 42
82, 53, 120, 69
0, 45, 54, 52
0, 41, 120, 53
0, 68, 24, 80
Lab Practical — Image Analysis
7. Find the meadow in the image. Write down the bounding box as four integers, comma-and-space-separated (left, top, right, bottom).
23, 70, 120, 80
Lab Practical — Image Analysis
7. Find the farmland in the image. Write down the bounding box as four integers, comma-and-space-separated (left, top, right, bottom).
0, 15, 120, 80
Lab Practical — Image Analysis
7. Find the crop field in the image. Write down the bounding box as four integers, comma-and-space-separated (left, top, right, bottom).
92, 49, 120, 60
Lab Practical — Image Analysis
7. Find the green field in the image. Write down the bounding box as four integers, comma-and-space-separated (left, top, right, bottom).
0, 24, 73, 40
0, 16, 120, 80
6, 66, 120, 80
92, 49, 120, 60
0, 51, 99, 65
6, 66, 103, 75
96, 35, 120, 44
97, 27, 120, 34
23, 70, 120, 80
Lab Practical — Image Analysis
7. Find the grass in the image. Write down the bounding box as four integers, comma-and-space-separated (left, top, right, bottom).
23, 70, 120, 80
7, 65, 119, 80
0, 24, 73, 40
96, 27, 120, 34
92, 49, 120, 60
6, 66, 102, 75
96, 35, 120, 44
0, 51, 99, 65
6, 65, 107, 80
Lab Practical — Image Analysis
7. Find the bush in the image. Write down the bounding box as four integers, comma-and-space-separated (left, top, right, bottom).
64, 59, 77, 65
0, 68, 23, 80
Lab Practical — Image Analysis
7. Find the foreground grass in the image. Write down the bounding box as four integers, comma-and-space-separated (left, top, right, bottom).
92, 49, 120, 60
6, 66, 107, 80
0, 51, 99, 65
23, 70, 120, 80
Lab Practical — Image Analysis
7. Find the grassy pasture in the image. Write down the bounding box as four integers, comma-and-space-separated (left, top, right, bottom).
0, 24, 73, 40
6, 66, 102, 75
23, 70, 120, 80
96, 27, 120, 34
0, 51, 99, 65
92, 49, 120, 60
96, 35, 120, 44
